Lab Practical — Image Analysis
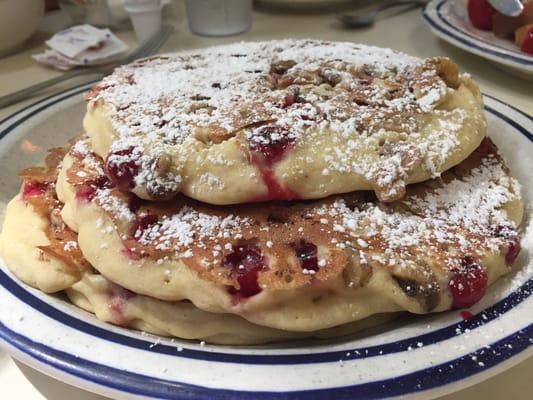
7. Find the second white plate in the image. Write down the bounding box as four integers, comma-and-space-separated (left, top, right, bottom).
423, 0, 533, 79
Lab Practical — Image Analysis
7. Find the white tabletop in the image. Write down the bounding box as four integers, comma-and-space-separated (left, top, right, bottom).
0, 2, 531, 399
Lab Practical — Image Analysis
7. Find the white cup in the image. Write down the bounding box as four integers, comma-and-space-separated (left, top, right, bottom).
123, 0, 162, 43
185, 0, 252, 37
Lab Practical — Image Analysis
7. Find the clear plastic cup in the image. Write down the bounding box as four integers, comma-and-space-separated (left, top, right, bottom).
185, 0, 252, 37
123, 0, 162, 43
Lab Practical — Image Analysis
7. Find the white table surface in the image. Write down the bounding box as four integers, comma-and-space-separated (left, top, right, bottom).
0, 1, 531, 399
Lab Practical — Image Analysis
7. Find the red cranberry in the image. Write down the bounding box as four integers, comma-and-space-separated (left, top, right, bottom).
105, 147, 139, 191
225, 244, 267, 298
108, 286, 136, 324
111, 285, 136, 301
121, 245, 141, 261
294, 240, 318, 272
281, 87, 301, 109
493, 225, 521, 265
131, 213, 158, 240
75, 178, 108, 203
460, 311, 474, 321
505, 236, 521, 265
75, 184, 97, 202
248, 126, 295, 166
521, 27, 533, 55
449, 257, 488, 308
127, 195, 143, 213
256, 169, 298, 201
467, 0, 496, 30
282, 93, 297, 108
22, 180, 47, 201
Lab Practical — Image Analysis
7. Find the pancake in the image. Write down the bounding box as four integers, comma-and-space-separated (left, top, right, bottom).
83, 39, 486, 204
67, 273, 395, 345
0, 157, 393, 344
55, 137, 523, 331
0, 148, 90, 293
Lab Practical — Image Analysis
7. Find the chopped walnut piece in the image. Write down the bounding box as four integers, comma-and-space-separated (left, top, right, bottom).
393, 276, 441, 312
373, 141, 423, 202
155, 153, 172, 175
270, 59, 296, 74
427, 57, 460, 89
319, 68, 342, 86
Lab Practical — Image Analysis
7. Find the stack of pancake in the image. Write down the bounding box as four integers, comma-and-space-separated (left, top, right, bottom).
0, 40, 523, 344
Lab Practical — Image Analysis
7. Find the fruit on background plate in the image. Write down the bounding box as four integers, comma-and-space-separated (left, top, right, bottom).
468, 0, 533, 54
515, 24, 533, 53
492, 1, 533, 36
467, 0, 496, 30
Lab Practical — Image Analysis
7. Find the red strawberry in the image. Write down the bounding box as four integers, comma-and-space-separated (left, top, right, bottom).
520, 26, 533, 54
468, 0, 496, 30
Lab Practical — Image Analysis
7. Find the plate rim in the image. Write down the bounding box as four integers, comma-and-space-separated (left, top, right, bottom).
423, 0, 533, 72
0, 85, 531, 400
1, 319, 531, 400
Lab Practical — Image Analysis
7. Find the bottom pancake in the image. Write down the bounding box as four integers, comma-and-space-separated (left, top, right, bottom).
0, 189, 393, 344
66, 272, 395, 345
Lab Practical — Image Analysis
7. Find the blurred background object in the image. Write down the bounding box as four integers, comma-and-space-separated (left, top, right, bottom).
123, 0, 163, 43
185, 0, 252, 36
488, 0, 524, 17
338, 0, 426, 28
57, 0, 131, 28
57, 0, 111, 26
254, 0, 371, 13
0, 0, 44, 57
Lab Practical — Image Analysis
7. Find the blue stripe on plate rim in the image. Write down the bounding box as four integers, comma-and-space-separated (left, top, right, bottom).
0, 320, 531, 400
423, 0, 533, 67
0, 82, 531, 398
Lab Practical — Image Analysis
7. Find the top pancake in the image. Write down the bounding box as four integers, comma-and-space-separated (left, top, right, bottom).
84, 39, 486, 204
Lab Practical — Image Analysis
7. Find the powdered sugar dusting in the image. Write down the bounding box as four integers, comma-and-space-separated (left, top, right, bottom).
95, 188, 135, 222
71, 140, 105, 176
324, 154, 521, 269
66, 138, 522, 292
86, 39, 475, 202
137, 209, 250, 251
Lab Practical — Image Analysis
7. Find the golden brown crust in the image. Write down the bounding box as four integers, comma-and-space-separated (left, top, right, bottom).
19, 148, 90, 273
62, 137, 522, 309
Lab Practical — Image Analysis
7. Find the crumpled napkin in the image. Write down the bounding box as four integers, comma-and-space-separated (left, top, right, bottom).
33, 24, 128, 70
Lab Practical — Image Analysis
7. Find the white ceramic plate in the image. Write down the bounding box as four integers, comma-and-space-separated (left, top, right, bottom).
423, 0, 533, 79
0, 84, 531, 400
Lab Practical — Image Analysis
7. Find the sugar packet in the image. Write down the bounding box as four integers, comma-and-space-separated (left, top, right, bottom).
45, 24, 109, 58
34, 25, 128, 70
